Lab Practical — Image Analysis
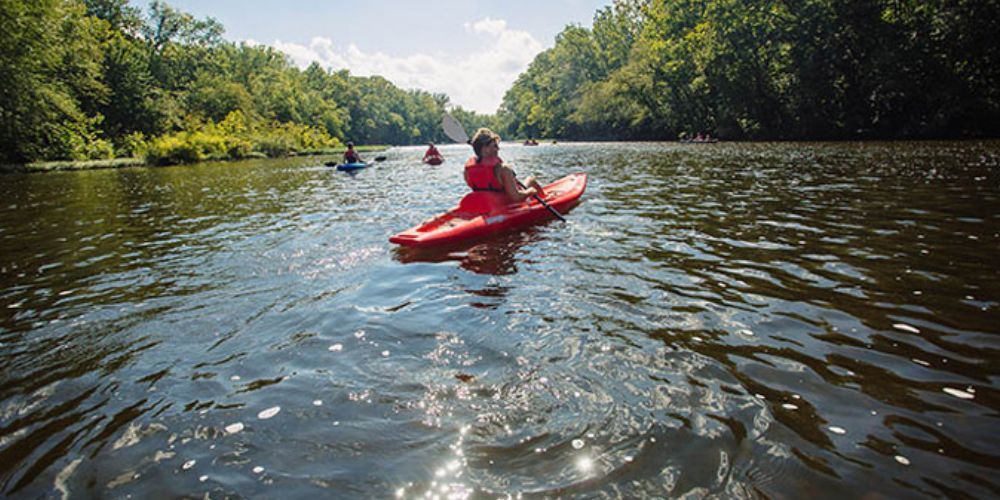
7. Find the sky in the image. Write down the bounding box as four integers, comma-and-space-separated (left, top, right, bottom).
133, 0, 613, 113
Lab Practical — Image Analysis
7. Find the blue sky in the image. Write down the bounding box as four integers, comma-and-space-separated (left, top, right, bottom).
132, 0, 613, 113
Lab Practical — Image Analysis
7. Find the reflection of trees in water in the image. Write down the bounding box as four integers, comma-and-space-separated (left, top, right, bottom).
0, 160, 315, 334
0, 161, 310, 494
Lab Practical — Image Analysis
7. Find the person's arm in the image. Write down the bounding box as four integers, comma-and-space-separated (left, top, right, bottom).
497, 163, 536, 202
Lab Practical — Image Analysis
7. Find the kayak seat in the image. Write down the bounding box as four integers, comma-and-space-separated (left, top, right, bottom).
457, 191, 508, 215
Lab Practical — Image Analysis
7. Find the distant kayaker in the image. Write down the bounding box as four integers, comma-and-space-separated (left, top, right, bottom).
343, 142, 363, 164
465, 128, 544, 202
423, 142, 442, 162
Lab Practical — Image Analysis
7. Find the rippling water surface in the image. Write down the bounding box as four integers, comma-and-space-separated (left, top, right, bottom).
1, 141, 998, 498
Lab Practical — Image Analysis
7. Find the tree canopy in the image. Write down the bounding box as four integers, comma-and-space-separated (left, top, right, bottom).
0, 0, 480, 164
3, 0, 997, 164
499, 0, 1000, 140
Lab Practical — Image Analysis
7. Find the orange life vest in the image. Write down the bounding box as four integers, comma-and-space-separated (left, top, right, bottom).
464, 156, 503, 192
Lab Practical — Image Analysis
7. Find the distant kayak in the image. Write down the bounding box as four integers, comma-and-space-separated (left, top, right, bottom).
679, 139, 719, 144
424, 156, 444, 165
390, 173, 587, 248
336, 162, 368, 171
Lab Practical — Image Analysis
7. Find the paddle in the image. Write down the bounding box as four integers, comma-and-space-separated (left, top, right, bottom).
324, 155, 386, 167
441, 114, 566, 222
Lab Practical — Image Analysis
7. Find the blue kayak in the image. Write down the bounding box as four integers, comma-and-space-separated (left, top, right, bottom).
336, 162, 368, 171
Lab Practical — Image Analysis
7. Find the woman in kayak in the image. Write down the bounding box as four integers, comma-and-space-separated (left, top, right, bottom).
423, 142, 443, 163
465, 128, 544, 202
343, 142, 363, 164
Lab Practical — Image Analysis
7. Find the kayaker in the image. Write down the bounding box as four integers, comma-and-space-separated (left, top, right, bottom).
465, 128, 544, 202
343, 142, 363, 164
423, 143, 442, 162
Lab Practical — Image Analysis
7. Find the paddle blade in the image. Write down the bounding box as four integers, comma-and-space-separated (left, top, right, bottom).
442, 114, 469, 144
374, 155, 387, 162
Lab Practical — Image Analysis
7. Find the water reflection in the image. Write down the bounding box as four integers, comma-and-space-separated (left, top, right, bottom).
0, 143, 998, 498
392, 227, 543, 276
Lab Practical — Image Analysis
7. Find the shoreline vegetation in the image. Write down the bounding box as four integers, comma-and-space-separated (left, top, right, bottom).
10, 138, 1000, 175
0, 145, 388, 174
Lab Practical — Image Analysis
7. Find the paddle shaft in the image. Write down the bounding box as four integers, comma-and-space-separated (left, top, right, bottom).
517, 179, 566, 222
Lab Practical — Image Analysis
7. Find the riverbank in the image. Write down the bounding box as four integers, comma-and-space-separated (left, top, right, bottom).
0, 145, 390, 174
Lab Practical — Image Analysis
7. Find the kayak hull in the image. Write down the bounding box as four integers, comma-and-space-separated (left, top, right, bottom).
389, 173, 587, 248
424, 156, 444, 165
336, 162, 368, 171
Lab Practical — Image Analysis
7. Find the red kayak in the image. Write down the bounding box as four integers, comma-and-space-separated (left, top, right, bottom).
390, 173, 587, 248
424, 156, 444, 165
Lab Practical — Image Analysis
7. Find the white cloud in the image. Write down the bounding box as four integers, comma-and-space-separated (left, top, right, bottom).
464, 17, 507, 36
266, 18, 544, 114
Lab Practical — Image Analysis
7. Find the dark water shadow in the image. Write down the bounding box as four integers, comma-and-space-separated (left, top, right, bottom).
392, 227, 544, 276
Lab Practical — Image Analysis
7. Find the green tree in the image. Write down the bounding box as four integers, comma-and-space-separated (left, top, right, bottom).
83, 0, 142, 36
0, 0, 108, 161
500, 0, 1000, 140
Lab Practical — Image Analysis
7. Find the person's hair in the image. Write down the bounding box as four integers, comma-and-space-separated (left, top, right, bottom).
471, 128, 501, 158
347, 142, 354, 148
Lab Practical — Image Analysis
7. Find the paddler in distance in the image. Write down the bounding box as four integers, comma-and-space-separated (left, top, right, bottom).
423, 142, 443, 163
343, 142, 363, 164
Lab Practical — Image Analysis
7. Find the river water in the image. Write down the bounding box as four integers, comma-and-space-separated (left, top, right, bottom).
0, 141, 998, 498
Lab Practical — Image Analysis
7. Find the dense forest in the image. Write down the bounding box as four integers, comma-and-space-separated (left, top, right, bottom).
0, 0, 493, 164
3, 0, 998, 165
499, 0, 1000, 141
